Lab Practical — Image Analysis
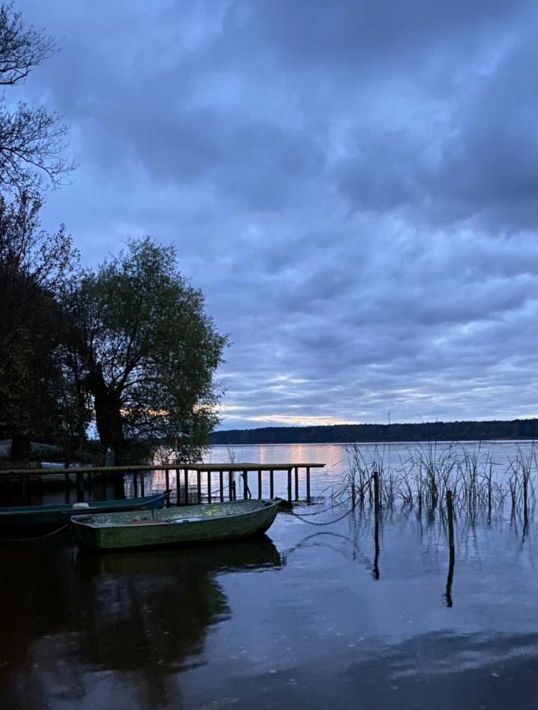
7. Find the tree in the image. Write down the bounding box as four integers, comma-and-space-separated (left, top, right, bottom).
0, 3, 70, 193
0, 191, 77, 458
67, 238, 226, 463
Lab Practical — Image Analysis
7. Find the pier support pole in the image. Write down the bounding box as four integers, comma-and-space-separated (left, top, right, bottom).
287, 468, 292, 504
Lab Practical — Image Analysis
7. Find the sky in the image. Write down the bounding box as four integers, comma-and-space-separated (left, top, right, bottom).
14, 0, 538, 429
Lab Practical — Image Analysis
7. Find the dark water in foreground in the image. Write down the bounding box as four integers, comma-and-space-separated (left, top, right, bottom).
2, 443, 538, 708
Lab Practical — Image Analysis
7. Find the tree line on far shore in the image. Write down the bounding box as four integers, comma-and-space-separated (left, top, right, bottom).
0, 5, 226, 464
211, 419, 538, 445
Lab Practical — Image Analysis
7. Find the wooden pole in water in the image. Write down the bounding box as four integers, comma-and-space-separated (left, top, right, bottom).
287, 468, 292, 504
294, 466, 299, 502
184, 468, 189, 504
306, 466, 311, 503
64, 471, 70, 503
76, 471, 83, 502
373, 471, 381, 579
523, 471, 529, 534
445, 489, 455, 607
373, 471, 380, 513
446, 489, 455, 550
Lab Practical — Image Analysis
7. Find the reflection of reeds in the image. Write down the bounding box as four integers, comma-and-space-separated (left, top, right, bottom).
342, 441, 538, 522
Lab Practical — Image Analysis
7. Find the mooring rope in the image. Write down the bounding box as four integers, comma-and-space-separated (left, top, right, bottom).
287, 506, 355, 526
285, 475, 376, 526
0, 523, 70, 543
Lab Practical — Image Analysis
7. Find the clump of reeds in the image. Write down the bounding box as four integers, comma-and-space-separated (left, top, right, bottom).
507, 446, 536, 524
339, 441, 538, 523
340, 443, 385, 508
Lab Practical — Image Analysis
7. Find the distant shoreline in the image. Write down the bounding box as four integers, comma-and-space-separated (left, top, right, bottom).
211, 418, 538, 445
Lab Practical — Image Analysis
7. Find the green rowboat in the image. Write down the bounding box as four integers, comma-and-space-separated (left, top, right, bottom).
0, 492, 167, 532
71, 499, 282, 550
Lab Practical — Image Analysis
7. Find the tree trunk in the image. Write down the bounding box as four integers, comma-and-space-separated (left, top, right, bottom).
86, 363, 124, 463
9, 432, 31, 461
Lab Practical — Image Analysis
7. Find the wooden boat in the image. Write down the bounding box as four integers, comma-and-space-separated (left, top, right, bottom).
0, 492, 168, 532
71, 499, 282, 551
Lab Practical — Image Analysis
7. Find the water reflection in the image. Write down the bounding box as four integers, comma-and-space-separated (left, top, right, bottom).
0, 536, 282, 709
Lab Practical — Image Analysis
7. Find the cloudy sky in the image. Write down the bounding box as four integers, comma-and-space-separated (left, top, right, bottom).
15, 0, 538, 429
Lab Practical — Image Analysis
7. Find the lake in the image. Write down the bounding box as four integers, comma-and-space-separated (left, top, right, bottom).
2, 441, 538, 708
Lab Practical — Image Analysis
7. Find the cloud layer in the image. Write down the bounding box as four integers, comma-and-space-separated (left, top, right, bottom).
17, 0, 538, 427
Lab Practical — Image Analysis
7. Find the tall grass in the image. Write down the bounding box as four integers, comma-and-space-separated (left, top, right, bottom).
342, 441, 538, 522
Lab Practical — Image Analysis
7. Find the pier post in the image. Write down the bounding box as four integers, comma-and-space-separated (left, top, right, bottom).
76, 471, 83, 502
64, 472, 70, 504
287, 468, 292, 504
184, 468, 189, 504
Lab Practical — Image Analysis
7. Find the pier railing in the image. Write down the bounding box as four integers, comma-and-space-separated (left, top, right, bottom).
0, 463, 325, 505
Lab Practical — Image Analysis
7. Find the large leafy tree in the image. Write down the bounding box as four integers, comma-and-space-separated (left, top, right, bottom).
0, 3, 70, 193
0, 191, 77, 458
68, 238, 226, 463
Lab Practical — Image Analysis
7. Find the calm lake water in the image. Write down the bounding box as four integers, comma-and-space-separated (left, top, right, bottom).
2, 441, 538, 708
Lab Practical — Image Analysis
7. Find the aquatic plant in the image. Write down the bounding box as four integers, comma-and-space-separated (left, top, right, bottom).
341, 441, 538, 522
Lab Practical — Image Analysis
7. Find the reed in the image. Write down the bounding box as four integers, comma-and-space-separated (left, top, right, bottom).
341, 441, 538, 520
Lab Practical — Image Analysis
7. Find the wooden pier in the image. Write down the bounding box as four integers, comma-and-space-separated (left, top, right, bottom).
0, 462, 325, 506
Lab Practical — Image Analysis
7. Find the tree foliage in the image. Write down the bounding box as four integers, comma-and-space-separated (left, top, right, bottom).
0, 3, 70, 193
67, 238, 226, 462
0, 191, 77, 457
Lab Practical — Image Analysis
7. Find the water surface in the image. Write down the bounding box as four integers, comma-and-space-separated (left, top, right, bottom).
2, 442, 538, 708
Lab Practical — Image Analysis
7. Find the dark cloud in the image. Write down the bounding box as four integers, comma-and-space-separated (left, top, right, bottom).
15, 0, 538, 427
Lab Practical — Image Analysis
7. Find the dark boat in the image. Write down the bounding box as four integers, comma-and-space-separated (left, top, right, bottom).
0, 493, 168, 532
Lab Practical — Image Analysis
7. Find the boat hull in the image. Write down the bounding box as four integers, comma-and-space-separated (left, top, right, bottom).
0, 493, 167, 532
72, 499, 282, 550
